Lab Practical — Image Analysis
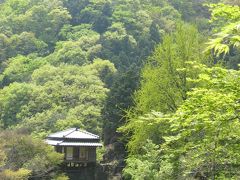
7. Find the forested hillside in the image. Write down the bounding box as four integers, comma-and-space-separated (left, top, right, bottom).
0, 0, 239, 179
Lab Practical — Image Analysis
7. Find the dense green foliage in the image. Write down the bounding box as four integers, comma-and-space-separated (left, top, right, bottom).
120, 25, 204, 153
206, 2, 240, 69
123, 62, 240, 179
0, 130, 66, 179
133, 24, 203, 114
207, 3, 240, 55
0, 0, 239, 179
0, 60, 115, 136
121, 1, 240, 179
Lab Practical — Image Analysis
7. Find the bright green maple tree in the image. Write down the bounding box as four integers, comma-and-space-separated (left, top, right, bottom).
123, 62, 240, 179
207, 3, 240, 56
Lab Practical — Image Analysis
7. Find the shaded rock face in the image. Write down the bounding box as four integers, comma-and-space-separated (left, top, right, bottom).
100, 140, 126, 180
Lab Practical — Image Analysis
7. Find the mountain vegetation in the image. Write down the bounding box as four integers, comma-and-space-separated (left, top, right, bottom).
0, 0, 239, 179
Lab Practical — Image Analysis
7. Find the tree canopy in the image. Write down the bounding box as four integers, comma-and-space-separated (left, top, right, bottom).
0, 0, 240, 179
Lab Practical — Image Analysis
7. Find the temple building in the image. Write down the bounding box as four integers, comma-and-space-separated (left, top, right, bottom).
46, 128, 102, 167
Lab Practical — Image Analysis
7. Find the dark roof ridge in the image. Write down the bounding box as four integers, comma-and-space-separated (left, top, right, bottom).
63, 128, 77, 138
77, 129, 99, 138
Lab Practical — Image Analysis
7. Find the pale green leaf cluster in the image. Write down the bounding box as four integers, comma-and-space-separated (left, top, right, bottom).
207, 3, 240, 56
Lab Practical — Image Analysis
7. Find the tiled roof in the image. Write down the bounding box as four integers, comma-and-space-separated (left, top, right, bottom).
47, 128, 99, 140
46, 139, 102, 147
46, 128, 102, 147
